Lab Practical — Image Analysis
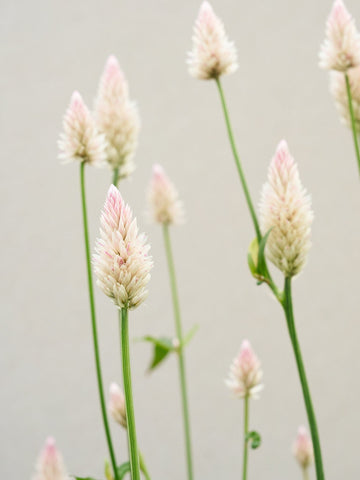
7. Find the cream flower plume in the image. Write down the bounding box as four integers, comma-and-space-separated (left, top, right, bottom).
148, 164, 184, 225
94, 55, 140, 179
330, 65, 360, 132
319, 0, 360, 71
259, 141, 314, 278
58, 91, 107, 166
93, 185, 153, 309
225, 340, 263, 399
109, 382, 127, 429
32, 437, 69, 480
188, 1, 238, 80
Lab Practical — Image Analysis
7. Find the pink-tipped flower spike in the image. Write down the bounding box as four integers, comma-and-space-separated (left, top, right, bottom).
93, 185, 153, 309
94, 55, 140, 179
58, 91, 107, 166
225, 340, 263, 399
32, 437, 69, 480
109, 382, 127, 429
188, 1, 238, 80
293, 426, 314, 470
148, 164, 185, 225
319, 0, 360, 71
330, 65, 360, 132
259, 141, 314, 278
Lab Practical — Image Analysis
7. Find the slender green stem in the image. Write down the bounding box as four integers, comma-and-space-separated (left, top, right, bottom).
283, 277, 325, 480
302, 467, 310, 480
162, 224, 194, 480
80, 162, 119, 480
215, 77, 261, 242
120, 308, 141, 480
345, 73, 360, 176
242, 395, 249, 480
139, 451, 151, 480
113, 167, 119, 186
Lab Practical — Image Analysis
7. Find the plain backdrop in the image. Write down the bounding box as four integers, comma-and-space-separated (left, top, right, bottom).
1, 0, 360, 478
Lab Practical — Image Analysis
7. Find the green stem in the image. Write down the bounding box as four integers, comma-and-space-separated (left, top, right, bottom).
113, 168, 119, 186
80, 163, 119, 480
283, 277, 325, 480
162, 224, 194, 480
215, 77, 261, 242
345, 73, 360, 175
242, 395, 249, 480
139, 451, 151, 480
302, 467, 310, 480
120, 308, 141, 480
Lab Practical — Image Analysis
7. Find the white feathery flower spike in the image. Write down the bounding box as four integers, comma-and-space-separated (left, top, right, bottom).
58, 91, 107, 166
93, 185, 153, 309
225, 340, 263, 399
148, 164, 184, 225
330, 65, 360, 132
319, 0, 360, 71
292, 426, 314, 469
32, 437, 69, 480
109, 382, 127, 429
188, 1, 238, 80
259, 141, 314, 278
94, 55, 140, 179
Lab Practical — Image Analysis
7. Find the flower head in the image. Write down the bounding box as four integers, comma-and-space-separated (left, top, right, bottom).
148, 164, 184, 225
188, 1, 238, 80
225, 340, 263, 399
292, 426, 314, 469
32, 437, 68, 480
94, 55, 140, 180
94, 185, 153, 309
319, 0, 360, 71
259, 141, 314, 278
109, 382, 127, 429
330, 65, 360, 132
58, 91, 107, 166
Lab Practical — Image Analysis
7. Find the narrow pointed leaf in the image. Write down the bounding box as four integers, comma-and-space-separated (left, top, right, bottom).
181, 324, 199, 348
117, 461, 131, 479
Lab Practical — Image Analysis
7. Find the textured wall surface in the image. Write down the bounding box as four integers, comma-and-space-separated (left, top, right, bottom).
1, 0, 360, 478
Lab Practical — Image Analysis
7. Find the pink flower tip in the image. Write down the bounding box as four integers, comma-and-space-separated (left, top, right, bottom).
293, 425, 314, 469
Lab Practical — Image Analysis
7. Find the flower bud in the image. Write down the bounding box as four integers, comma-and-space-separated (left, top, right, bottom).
330, 65, 360, 133
32, 437, 68, 480
148, 164, 184, 225
225, 340, 263, 399
292, 426, 314, 469
188, 1, 238, 80
259, 140, 314, 278
108, 382, 127, 429
319, 0, 360, 71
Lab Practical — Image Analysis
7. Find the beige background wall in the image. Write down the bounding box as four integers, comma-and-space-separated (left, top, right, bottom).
1, 0, 360, 478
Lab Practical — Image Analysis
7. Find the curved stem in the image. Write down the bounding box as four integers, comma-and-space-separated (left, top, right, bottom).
283, 277, 325, 480
120, 308, 141, 480
113, 168, 120, 186
80, 162, 119, 480
162, 224, 194, 480
242, 395, 249, 480
345, 73, 360, 176
215, 77, 261, 242
139, 451, 151, 480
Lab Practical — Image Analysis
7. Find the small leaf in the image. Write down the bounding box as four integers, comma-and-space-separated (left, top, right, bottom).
117, 462, 131, 479
246, 430, 262, 449
181, 324, 199, 348
257, 228, 272, 276
142, 336, 175, 371
247, 237, 259, 277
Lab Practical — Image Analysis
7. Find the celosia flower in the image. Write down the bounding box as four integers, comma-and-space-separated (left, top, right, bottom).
33, 437, 69, 480
292, 426, 314, 469
225, 340, 263, 399
188, 1, 238, 80
148, 164, 184, 225
94, 55, 140, 180
259, 141, 314, 278
109, 382, 127, 429
58, 91, 107, 166
319, 0, 360, 71
93, 185, 153, 309
330, 65, 360, 132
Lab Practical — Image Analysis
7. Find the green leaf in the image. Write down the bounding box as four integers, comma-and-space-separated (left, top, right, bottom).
246, 430, 262, 449
247, 237, 259, 277
142, 336, 175, 371
257, 228, 272, 276
181, 324, 199, 348
117, 462, 131, 479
